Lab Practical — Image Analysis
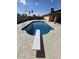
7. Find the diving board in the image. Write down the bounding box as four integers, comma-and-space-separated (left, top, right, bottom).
32, 30, 40, 50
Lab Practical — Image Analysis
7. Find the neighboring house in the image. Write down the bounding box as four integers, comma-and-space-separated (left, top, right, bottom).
43, 9, 61, 24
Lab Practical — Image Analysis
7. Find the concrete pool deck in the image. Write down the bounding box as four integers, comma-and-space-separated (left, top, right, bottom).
17, 20, 61, 59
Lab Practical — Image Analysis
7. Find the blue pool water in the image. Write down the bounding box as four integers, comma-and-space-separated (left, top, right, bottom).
22, 21, 54, 35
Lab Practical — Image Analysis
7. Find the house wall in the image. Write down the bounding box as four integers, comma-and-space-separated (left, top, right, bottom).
44, 16, 50, 21
49, 15, 54, 22
54, 15, 61, 24
44, 15, 54, 22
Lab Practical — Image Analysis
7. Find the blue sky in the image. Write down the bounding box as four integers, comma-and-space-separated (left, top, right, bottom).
17, 0, 61, 16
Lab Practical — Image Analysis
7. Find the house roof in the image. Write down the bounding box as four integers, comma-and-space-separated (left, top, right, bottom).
42, 9, 61, 17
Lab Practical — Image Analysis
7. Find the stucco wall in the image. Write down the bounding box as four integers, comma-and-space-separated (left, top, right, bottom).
49, 15, 54, 21
44, 15, 54, 22
44, 16, 50, 21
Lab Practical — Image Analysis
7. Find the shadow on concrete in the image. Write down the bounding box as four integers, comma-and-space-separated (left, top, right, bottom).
36, 35, 45, 58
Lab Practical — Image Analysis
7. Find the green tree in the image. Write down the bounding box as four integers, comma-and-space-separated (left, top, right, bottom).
31, 10, 33, 13
22, 14, 27, 17
17, 13, 20, 17
51, 8, 54, 13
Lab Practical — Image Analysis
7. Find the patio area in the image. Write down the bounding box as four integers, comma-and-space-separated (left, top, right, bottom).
17, 20, 61, 59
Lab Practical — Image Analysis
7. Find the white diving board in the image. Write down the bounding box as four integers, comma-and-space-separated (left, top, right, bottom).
32, 30, 40, 50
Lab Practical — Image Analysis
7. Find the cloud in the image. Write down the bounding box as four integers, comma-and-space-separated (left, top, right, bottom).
35, 2, 39, 6
20, 0, 26, 5
51, 0, 54, 2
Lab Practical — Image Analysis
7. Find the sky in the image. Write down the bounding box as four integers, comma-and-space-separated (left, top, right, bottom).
17, 0, 61, 16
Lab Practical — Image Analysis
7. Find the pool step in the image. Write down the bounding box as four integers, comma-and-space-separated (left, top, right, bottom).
32, 30, 40, 50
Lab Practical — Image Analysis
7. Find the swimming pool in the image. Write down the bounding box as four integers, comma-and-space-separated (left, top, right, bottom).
22, 21, 54, 35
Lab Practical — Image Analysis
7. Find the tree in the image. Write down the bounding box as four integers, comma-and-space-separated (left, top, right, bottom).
33, 14, 36, 17
17, 13, 20, 17
29, 11, 31, 14
31, 10, 33, 13
22, 14, 27, 17
51, 8, 54, 13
